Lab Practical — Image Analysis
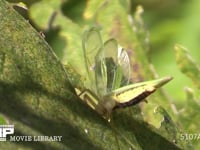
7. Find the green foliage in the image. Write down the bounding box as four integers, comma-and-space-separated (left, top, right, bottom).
143, 0, 200, 101
0, 0, 199, 149
175, 45, 200, 89
174, 45, 200, 148
0, 114, 7, 124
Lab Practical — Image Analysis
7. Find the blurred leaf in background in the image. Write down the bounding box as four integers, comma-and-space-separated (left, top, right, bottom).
175, 44, 200, 148
131, 0, 200, 102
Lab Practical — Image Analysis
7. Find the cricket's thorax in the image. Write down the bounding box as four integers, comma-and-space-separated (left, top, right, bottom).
98, 96, 117, 116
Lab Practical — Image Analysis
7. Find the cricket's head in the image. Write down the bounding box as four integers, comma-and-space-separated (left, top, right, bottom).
96, 96, 117, 120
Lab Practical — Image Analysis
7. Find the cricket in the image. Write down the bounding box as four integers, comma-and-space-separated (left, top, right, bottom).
75, 27, 173, 120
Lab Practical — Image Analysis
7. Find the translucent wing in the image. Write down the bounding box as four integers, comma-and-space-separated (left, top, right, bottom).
103, 39, 118, 92
104, 39, 118, 63
82, 27, 104, 94
117, 47, 130, 86
82, 27, 108, 97
104, 39, 130, 92
95, 46, 107, 96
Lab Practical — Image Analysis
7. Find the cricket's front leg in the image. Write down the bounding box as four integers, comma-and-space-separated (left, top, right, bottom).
75, 88, 110, 118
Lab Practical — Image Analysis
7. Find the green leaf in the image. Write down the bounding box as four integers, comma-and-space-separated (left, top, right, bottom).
30, 0, 84, 76
177, 87, 200, 149
29, 1, 61, 29
174, 44, 200, 89
174, 44, 200, 149
0, 114, 7, 124
155, 106, 194, 150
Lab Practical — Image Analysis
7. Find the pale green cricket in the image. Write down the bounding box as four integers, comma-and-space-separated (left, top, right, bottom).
76, 27, 172, 119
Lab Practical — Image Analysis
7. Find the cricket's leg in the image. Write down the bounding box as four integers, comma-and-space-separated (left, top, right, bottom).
75, 88, 99, 111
